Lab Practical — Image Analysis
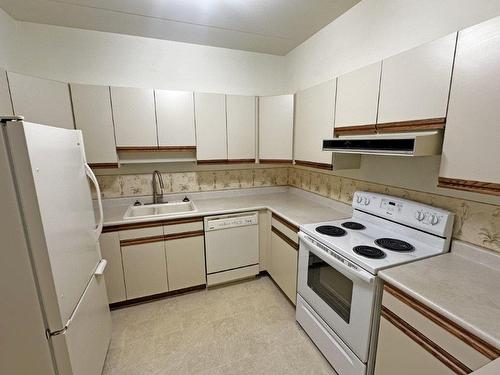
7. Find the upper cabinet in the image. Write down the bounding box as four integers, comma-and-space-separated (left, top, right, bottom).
294, 80, 335, 169
70, 84, 118, 167
0, 68, 13, 115
155, 90, 196, 149
377, 33, 456, 131
439, 18, 500, 195
8, 72, 74, 129
226, 95, 256, 162
110, 87, 157, 149
194, 93, 227, 162
335, 62, 381, 135
258, 95, 294, 163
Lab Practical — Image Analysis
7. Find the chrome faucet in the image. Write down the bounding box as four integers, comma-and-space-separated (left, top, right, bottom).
152, 170, 165, 204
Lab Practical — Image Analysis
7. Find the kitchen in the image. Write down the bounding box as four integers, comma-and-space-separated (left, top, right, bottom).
1, 1, 499, 375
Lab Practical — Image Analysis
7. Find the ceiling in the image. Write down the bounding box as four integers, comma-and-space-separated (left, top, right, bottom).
0, 0, 361, 55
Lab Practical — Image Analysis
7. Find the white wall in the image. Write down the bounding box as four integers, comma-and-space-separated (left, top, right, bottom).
11, 22, 287, 96
0, 8, 16, 69
287, 0, 500, 91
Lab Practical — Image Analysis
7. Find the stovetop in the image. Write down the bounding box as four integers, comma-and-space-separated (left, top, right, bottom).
300, 213, 448, 275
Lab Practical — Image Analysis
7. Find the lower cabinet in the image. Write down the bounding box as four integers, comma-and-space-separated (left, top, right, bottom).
121, 240, 168, 299
99, 232, 126, 303
375, 284, 495, 375
269, 216, 299, 304
165, 235, 206, 291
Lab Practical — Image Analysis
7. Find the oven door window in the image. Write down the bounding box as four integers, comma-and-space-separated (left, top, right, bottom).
307, 252, 353, 323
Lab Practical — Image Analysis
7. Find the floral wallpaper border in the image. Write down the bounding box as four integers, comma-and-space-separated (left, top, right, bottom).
96, 167, 500, 253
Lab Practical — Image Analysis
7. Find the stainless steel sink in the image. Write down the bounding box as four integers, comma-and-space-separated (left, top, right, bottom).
123, 201, 197, 220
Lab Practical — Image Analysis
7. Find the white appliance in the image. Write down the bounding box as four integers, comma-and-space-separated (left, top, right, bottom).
323, 130, 444, 156
0, 117, 110, 375
204, 212, 259, 286
296, 191, 454, 375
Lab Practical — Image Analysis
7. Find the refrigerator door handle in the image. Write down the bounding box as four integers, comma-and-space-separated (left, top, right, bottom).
85, 164, 103, 240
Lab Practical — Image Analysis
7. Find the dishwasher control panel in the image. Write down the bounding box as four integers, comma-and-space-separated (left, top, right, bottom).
205, 212, 259, 231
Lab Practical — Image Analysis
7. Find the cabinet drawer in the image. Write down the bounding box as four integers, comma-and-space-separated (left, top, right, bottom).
271, 217, 298, 244
121, 241, 168, 299
163, 220, 203, 236
119, 226, 163, 241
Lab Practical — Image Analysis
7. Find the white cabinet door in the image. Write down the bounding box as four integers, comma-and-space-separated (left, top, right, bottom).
165, 235, 206, 291
70, 84, 118, 166
8, 72, 74, 129
378, 33, 456, 124
335, 62, 381, 131
270, 230, 298, 304
110, 87, 157, 148
439, 17, 500, 193
194, 92, 227, 161
121, 241, 168, 299
155, 90, 196, 148
99, 232, 126, 303
226, 95, 256, 161
258, 95, 294, 162
0, 68, 13, 115
294, 80, 335, 167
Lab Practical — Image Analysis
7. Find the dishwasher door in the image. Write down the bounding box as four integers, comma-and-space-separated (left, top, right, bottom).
204, 212, 259, 285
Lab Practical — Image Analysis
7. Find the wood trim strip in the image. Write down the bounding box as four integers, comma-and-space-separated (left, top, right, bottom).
164, 230, 204, 241
334, 124, 377, 136
381, 306, 472, 375
88, 162, 119, 169
116, 146, 159, 152
294, 159, 333, 171
271, 212, 299, 233
376, 117, 446, 133
226, 159, 256, 164
103, 216, 203, 233
271, 226, 299, 251
259, 159, 293, 164
120, 235, 165, 247
109, 284, 206, 310
157, 146, 196, 151
438, 177, 500, 196
196, 159, 229, 165
384, 283, 500, 360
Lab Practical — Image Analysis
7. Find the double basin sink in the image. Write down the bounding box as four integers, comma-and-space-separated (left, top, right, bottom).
123, 201, 197, 220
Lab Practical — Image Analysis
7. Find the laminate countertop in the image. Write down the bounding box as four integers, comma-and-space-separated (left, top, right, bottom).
379, 240, 500, 352
101, 187, 352, 228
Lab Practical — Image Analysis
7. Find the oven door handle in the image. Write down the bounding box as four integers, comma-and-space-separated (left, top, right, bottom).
299, 232, 374, 284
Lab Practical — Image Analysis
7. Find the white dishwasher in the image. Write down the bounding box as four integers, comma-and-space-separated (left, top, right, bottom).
204, 211, 260, 286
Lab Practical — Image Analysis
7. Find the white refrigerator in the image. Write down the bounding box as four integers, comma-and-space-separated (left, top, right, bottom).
0, 117, 111, 375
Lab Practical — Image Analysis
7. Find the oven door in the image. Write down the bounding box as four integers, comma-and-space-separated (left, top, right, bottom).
297, 232, 377, 362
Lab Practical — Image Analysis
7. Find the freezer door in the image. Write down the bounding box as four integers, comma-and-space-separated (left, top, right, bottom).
51, 274, 111, 375
5, 122, 102, 330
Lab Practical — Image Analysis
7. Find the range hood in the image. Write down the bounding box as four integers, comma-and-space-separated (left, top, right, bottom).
322, 130, 443, 157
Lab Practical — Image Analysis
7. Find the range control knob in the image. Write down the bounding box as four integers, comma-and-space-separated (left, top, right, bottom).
415, 210, 425, 221
356, 195, 363, 204
430, 214, 439, 225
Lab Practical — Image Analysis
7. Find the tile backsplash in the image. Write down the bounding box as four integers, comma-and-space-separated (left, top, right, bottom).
96, 167, 500, 253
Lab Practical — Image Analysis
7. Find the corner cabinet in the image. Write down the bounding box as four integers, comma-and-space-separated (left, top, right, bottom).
375, 284, 498, 375
258, 95, 294, 163
269, 214, 299, 304
226, 95, 256, 162
194, 92, 228, 163
110, 86, 157, 149
294, 80, 359, 171
334, 62, 381, 136
70, 84, 118, 168
377, 33, 456, 132
8, 72, 74, 129
438, 17, 500, 195
0, 68, 13, 115
155, 89, 196, 150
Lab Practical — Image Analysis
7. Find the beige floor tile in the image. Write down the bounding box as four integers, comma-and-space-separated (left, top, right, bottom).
103, 276, 336, 374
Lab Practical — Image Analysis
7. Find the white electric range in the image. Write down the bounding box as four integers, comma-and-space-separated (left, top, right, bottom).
296, 191, 454, 375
